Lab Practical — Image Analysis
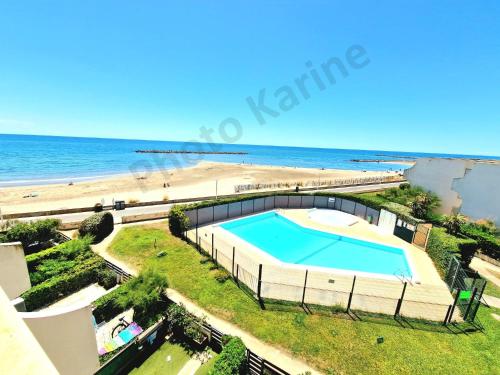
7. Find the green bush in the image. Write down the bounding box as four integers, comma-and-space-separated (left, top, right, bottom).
97, 269, 118, 289
79, 212, 114, 243
168, 205, 190, 237
3, 219, 60, 250
22, 256, 106, 311
26, 236, 93, 273
426, 228, 479, 274
93, 268, 168, 327
166, 303, 206, 342
210, 336, 247, 375
460, 225, 500, 260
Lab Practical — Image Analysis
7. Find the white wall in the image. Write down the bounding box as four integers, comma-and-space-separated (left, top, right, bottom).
20, 304, 100, 375
404, 158, 500, 225
0, 287, 59, 375
0, 242, 31, 300
453, 163, 500, 225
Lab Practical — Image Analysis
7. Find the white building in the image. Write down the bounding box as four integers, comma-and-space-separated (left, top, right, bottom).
404, 158, 500, 225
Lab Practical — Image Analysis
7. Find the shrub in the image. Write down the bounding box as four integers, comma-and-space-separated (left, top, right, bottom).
460, 224, 500, 260
410, 192, 440, 219
22, 256, 106, 311
213, 269, 230, 283
426, 228, 479, 273
26, 236, 93, 273
166, 303, 206, 342
94, 203, 103, 212
79, 212, 114, 243
168, 205, 190, 237
442, 214, 467, 235
98, 269, 118, 289
4, 219, 60, 250
93, 268, 168, 327
210, 336, 247, 375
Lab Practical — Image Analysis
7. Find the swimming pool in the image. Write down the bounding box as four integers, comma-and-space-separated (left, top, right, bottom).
219, 211, 413, 278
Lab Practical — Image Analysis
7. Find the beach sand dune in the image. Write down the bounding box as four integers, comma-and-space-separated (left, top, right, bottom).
0, 161, 397, 214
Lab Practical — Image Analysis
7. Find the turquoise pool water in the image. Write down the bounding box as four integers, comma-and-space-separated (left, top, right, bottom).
220, 211, 412, 278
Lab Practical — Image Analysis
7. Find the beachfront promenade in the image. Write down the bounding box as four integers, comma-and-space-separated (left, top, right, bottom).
10, 181, 403, 225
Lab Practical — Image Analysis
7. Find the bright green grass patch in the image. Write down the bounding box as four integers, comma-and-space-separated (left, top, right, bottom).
108, 223, 500, 375
129, 340, 191, 375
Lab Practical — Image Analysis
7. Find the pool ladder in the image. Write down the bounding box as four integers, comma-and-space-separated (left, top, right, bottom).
394, 269, 413, 285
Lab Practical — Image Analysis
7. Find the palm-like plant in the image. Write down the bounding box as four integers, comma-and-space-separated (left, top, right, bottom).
443, 214, 467, 235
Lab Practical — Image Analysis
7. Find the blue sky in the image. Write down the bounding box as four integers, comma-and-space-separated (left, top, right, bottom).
0, 1, 499, 155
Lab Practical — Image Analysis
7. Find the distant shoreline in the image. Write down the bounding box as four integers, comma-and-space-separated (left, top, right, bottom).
135, 150, 248, 155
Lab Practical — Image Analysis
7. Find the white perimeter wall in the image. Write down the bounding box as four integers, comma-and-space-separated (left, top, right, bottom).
404, 158, 500, 225
0, 242, 31, 300
20, 304, 100, 375
453, 163, 500, 225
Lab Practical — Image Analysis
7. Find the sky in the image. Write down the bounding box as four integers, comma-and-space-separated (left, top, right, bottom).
0, 1, 499, 156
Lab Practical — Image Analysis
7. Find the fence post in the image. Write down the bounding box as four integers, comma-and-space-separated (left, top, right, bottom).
236, 264, 239, 285
232, 247, 236, 276
394, 282, 407, 317
215, 249, 218, 266
463, 287, 478, 321
300, 195, 303, 208
257, 264, 263, 302
252, 199, 255, 213
287, 195, 290, 208
346, 275, 356, 312
313, 195, 316, 208
212, 205, 215, 222
301, 270, 309, 307
198, 236, 202, 252
227, 203, 229, 218
195, 225, 198, 247
211, 233, 214, 259
448, 289, 461, 324
450, 259, 460, 290
443, 305, 452, 325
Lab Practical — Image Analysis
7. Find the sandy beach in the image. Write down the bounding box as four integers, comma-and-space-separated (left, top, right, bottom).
0, 161, 399, 214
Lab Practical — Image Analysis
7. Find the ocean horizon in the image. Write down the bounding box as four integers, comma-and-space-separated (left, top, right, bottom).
1, 133, 499, 187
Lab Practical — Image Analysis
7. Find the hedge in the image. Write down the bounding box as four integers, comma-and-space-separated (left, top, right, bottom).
22, 256, 106, 311
168, 191, 422, 235
26, 237, 93, 273
2, 219, 60, 250
460, 226, 500, 261
210, 336, 247, 375
79, 212, 114, 243
426, 228, 479, 275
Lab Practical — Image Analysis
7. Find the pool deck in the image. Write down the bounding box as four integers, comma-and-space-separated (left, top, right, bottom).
190, 209, 458, 322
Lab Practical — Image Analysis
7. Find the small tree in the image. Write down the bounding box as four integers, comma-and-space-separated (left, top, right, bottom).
443, 214, 467, 235
210, 336, 247, 375
410, 192, 440, 219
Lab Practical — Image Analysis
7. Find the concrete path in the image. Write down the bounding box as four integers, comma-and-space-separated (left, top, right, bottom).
482, 295, 500, 309
91, 222, 321, 375
178, 357, 203, 375
470, 257, 500, 287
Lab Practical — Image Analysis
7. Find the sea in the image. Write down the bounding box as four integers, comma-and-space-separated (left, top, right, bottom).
1, 134, 498, 187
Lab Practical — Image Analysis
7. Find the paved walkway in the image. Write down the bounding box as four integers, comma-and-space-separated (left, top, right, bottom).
470, 257, 500, 287
92, 221, 321, 375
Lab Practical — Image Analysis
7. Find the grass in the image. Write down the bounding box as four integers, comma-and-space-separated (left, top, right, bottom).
129, 340, 191, 375
194, 351, 218, 375
108, 222, 500, 375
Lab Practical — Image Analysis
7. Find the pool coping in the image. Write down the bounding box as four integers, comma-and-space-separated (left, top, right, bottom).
212, 209, 421, 284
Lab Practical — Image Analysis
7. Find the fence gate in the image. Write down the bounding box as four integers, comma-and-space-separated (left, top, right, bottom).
378, 209, 397, 234
413, 223, 432, 249
393, 219, 415, 243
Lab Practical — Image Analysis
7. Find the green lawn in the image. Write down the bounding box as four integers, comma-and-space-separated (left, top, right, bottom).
109, 222, 500, 375
483, 280, 500, 299
129, 340, 191, 375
